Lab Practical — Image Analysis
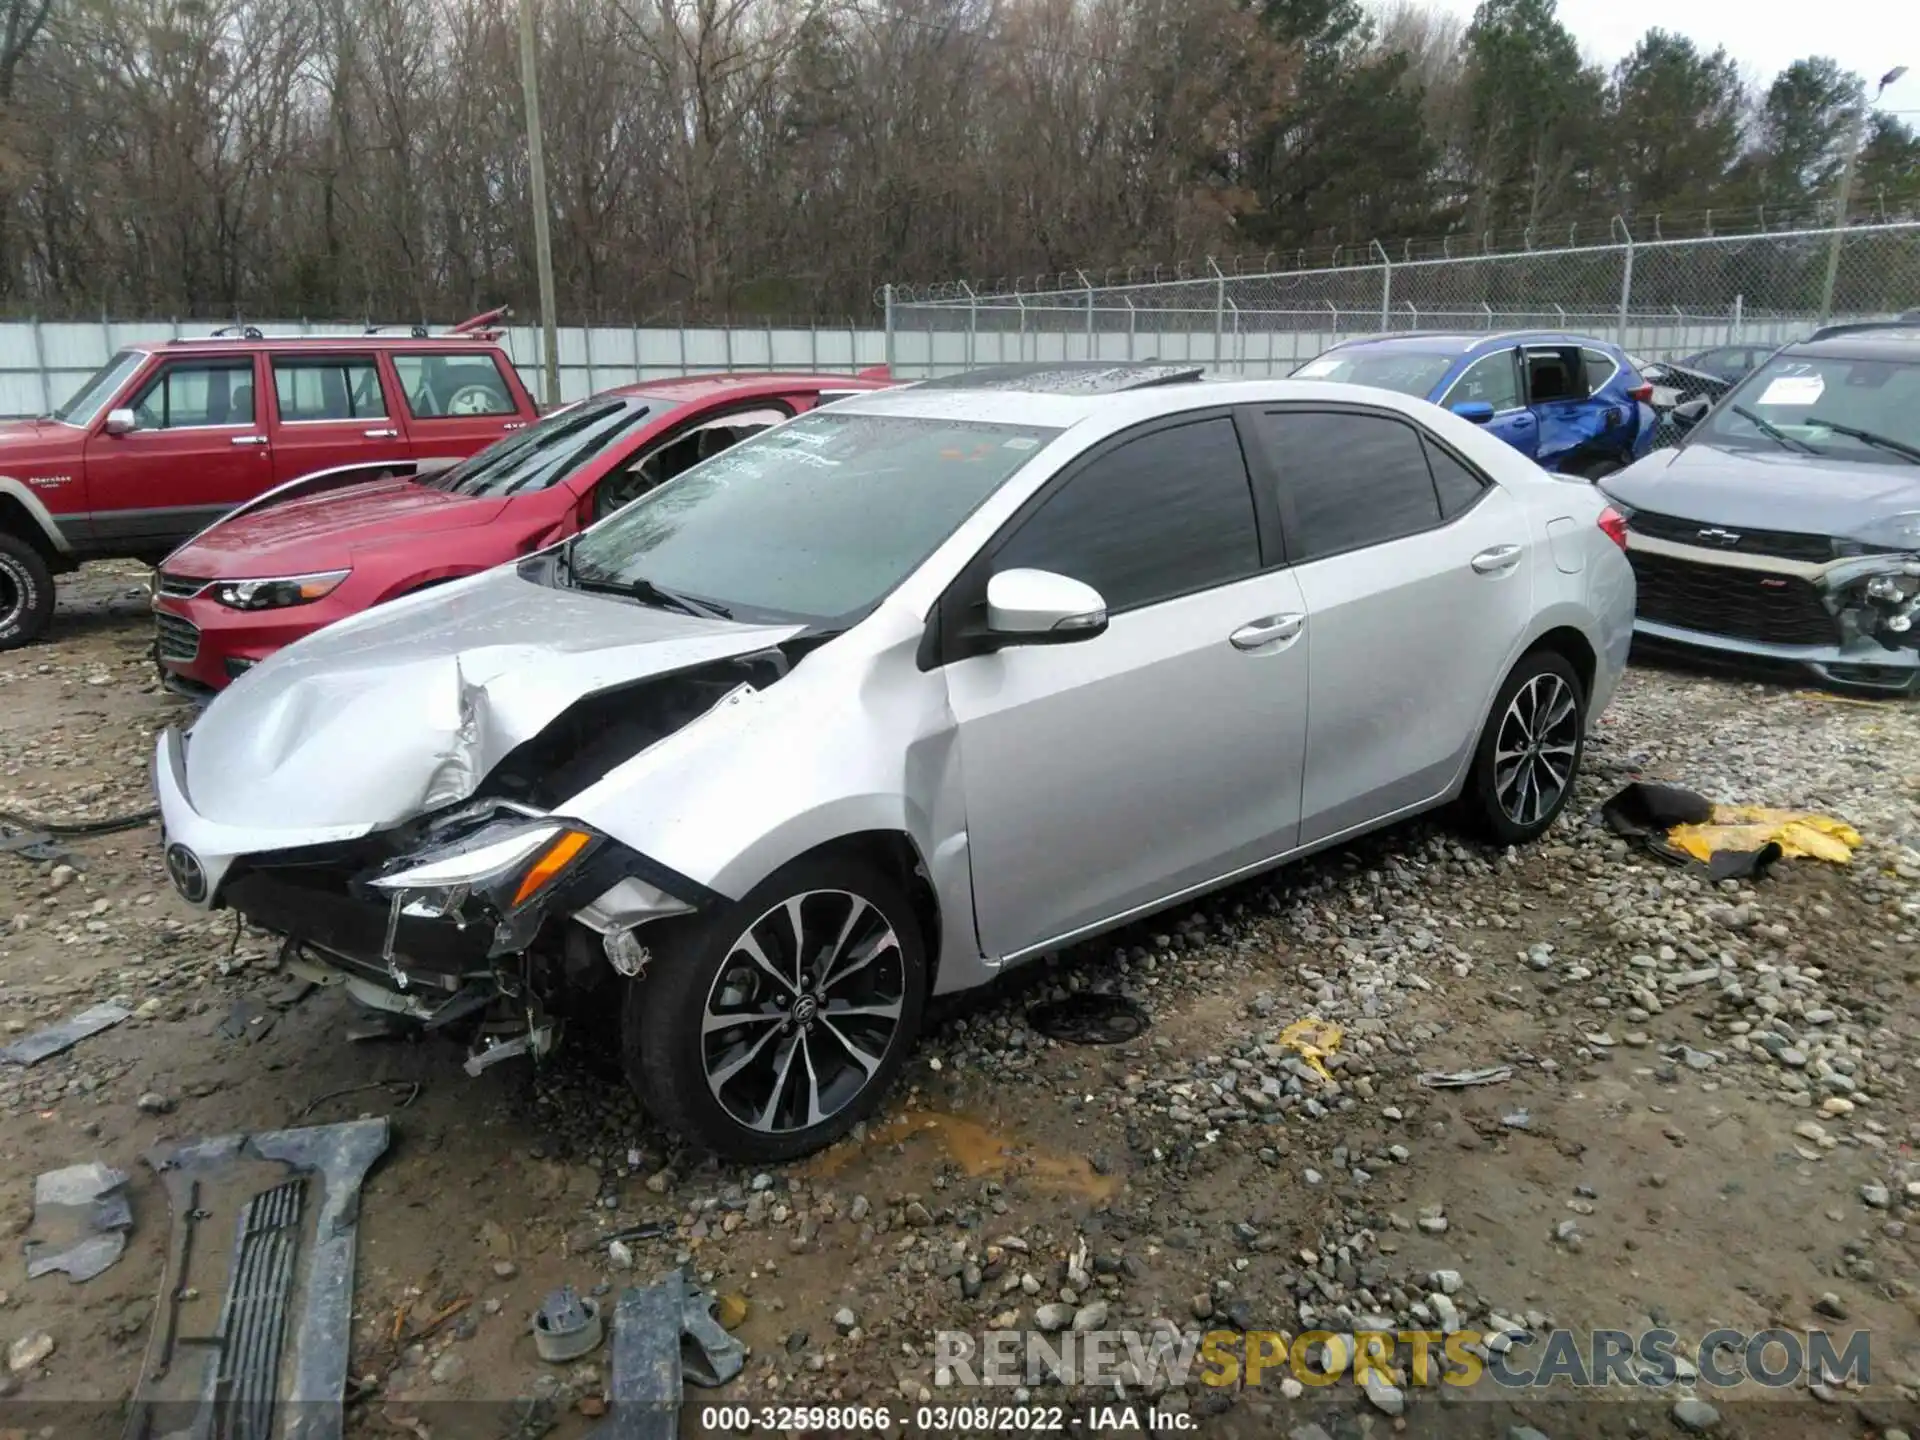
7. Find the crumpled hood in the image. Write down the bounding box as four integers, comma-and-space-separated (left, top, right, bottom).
1602, 443, 1920, 538
169, 478, 509, 578
183, 566, 804, 829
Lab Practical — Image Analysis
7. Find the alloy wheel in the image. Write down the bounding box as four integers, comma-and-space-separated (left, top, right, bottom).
701, 889, 906, 1135
1492, 672, 1579, 828
0, 562, 21, 630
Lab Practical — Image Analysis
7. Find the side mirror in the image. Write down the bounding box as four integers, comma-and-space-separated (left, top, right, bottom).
1672, 397, 1711, 430
1450, 401, 1495, 425
986, 568, 1108, 643
105, 408, 137, 436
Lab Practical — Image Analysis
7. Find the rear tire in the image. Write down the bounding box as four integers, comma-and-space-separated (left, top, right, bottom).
1463, 649, 1587, 846
621, 855, 927, 1163
0, 532, 55, 652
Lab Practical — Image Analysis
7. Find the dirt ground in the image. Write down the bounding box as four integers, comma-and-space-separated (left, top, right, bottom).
1, 565, 1916, 1440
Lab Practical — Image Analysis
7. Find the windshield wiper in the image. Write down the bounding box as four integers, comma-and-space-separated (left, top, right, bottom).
1803, 416, 1920, 464
1729, 405, 1820, 454
569, 568, 732, 620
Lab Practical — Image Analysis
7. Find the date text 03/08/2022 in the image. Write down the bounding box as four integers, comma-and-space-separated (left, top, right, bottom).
697, 1404, 1192, 1432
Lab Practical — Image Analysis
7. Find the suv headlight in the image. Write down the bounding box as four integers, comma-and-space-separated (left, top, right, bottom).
211, 569, 350, 611
369, 820, 596, 919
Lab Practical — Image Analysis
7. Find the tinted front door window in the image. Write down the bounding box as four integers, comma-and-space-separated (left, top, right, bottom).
993, 417, 1260, 610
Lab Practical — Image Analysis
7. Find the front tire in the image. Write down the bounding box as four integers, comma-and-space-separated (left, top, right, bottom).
0, 533, 55, 652
622, 856, 927, 1162
1464, 649, 1587, 846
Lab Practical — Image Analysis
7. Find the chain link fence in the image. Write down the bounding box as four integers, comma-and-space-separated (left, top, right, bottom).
883, 221, 1920, 379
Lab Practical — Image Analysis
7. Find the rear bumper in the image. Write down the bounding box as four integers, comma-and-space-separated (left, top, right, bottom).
1633, 618, 1920, 693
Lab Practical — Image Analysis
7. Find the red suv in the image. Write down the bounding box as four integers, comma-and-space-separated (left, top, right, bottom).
150, 372, 890, 694
0, 314, 538, 650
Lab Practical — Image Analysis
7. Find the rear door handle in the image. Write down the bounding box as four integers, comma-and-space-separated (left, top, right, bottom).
1230, 613, 1304, 650
364, 427, 399, 439
1471, 544, 1524, 575
230, 434, 269, 447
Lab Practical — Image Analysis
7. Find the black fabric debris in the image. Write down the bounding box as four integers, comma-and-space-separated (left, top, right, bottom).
1601, 782, 1783, 881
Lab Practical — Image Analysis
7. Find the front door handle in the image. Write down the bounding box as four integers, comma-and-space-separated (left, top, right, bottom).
230, 434, 269, 447
1510, 414, 1536, 427
1230, 613, 1304, 650
364, 427, 399, 439
1471, 544, 1524, 575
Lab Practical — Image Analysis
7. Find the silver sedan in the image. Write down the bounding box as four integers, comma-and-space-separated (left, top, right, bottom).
152, 363, 1634, 1160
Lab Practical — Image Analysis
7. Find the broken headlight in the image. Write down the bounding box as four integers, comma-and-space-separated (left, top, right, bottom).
369, 819, 596, 920
211, 569, 350, 611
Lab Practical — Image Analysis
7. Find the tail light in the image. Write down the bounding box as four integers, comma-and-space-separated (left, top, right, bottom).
1626, 383, 1654, 403
1598, 506, 1630, 551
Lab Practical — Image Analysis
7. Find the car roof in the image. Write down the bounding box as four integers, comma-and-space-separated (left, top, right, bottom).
914, 361, 1208, 394
1784, 328, 1920, 361
614, 372, 893, 404
830, 373, 1472, 430
1328, 331, 1616, 358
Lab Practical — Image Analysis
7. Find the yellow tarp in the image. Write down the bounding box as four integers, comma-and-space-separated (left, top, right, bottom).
1667, 805, 1862, 865
1277, 1017, 1343, 1082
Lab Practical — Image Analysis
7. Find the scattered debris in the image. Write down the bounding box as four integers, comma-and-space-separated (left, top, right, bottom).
7, 1330, 54, 1374
1602, 781, 1860, 877
1026, 993, 1150, 1045
24, 1161, 134, 1282
297, 1079, 422, 1120
657, 1269, 746, 1388
594, 1279, 681, 1440
0, 1002, 132, 1066
217, 995, 278, 1044
534, 1286, 604, 1363
1275, 1017, 1342, 1082
125, 1117, 390, 1440
1417, 1065, 1513, 1089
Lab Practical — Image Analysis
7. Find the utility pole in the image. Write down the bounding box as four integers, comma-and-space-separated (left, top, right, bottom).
518, 0, 561, 408
1819, 64, 1907, 323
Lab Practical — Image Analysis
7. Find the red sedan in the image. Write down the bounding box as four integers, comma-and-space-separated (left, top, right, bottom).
150, 372, 889, 694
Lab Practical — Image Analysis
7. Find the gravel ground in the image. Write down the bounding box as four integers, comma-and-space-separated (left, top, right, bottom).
1, 565, 1917, 1440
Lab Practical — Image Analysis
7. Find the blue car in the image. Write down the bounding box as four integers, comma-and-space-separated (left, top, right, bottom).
1293, 332, 1657, 479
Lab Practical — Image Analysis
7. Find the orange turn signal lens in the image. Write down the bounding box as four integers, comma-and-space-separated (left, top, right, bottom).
511, 829, 591, 907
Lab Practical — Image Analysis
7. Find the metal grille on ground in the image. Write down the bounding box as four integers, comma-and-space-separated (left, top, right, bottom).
883, 221, 1920, 379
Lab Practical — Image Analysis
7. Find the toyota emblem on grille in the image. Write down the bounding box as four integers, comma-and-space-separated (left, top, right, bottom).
1696, 527, 1742, 547
165, 843, 208, 903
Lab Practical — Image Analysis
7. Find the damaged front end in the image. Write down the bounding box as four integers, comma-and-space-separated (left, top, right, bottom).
1827, 552, 1920, 652
219, 796, 706, 1075
154, 570, 813, 1075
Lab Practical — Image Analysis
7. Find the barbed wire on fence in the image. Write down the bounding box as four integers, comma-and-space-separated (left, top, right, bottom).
882, 219, 1920, 379
886, 199, 1920, 306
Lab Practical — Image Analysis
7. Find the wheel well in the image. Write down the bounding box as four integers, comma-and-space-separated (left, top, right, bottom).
0, 495, 59, 567
1525, 625, 1597, 699
797, 830, 943, 987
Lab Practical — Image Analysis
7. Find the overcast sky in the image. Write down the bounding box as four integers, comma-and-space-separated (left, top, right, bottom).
1420, 0, 1920, 116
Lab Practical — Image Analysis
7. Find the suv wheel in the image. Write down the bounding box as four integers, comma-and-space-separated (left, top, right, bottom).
0, 533, 55, 651
622, 856, 926, 1162
1464, 649, 1587, 846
